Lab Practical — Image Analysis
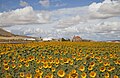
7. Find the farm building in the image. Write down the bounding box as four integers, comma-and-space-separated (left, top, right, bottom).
72, 36, 82, 42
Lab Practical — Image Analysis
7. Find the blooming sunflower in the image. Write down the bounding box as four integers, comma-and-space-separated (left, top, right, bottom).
4, 65, 9, 70
90, 62, 95, 67
104, 72, 109, 78
20, 72, 24, 77
43, 63, 48, 68
100, 66, 106, 72
113, 75, 119, 78
51, 67, 56, 72
18, 63, 22, 68
26, 73, 32, 78
57, 69, 65, 77
11, 63, 16, 68
39, 70, 43, 76
89, 71, 96, 78
25, 63, 29, 67
81, 72, 87, 78
35, 69, 40, 73
70, 72, 78, 78
79, 65, 85, 72
88, 66, 93, 71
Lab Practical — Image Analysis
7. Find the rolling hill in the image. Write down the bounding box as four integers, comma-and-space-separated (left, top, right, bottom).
0, 28, 15, 37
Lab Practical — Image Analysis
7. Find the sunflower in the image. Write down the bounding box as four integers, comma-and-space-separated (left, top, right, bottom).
104, 61, 110, 66
89, 71, 96, 78
66, 74, 70, 78
26, 73, 32, 78
5, 73, 12, 78
36, 59, 41, 64
45, 75, 51, 78
71, 69, 77, 74
72, 55, 76, 59
79, 65, 85, 71
55, 58, 60, 64
19, 57, 24, 62
99, 60, 103, 63
20, 72, 24, 77
49, 59, 53, 64
69, 60, 74, 65
12, 59, 15, 63
51, 67, 56, 72
100, 66, 106, 72
24, 59, 28, 63
34, 73, 40, 78
81, 72, 86, 78
57, 69, 65, 77
11, 63, 16, 68
117, 60, 120, 65
3, 61, 8, 65
113, 75, 119, 78
107, 66, 113, 72
103, 62, 108, 66
43, 63, 48, 68
39, 65, 43, 69
88, 66, 93, 71
47, 73, 53, 78
110, 54, 114, 58
4, 65, 9, 70
70, 72, 78, 78
39, 70, 43, 76
63, 58, 69, 63
35, 69, 40, 73
18, 63, 22, 68
48, 64, 52, 68
111, 66, 115, 70
104, 72, 109, 78
25, 63, 29, 67
90, 62, 95, 67
90, 54, 95, 58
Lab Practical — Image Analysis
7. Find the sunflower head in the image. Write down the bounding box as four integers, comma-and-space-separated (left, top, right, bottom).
70, 72, 78, 78
4, 65, 9, 70
100, 66, 106, 72
81, 72, 86, 78
79, 65, 85, 71
57, 69, 65, 77
20, 72, 24, 77
26, 73, 32, 78
114, 75, 119, 78
89, 71, 96, 78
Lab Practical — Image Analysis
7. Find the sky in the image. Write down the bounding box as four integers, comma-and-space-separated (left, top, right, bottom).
0, 0, 120, 41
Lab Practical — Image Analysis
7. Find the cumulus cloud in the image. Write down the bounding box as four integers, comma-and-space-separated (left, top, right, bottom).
1, 0, 120, 40
56, 15, 81, 28
0, 6, 50, 26
39, 0, 50, 7
20, 1, 29, 7
89, 0, 120, 19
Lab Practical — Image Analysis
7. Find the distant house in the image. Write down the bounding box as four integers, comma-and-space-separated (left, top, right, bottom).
43, 38, 52, 41
23, 38, 35, 41
72, 36, 82, 42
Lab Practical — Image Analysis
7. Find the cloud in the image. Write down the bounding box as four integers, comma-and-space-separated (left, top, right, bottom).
39, 0, 50, 7
0, 6, 50, 27
20, 1, 29, 7
1, 0, 120, 40
89, 0, 120, 19
56, 15, 81, 28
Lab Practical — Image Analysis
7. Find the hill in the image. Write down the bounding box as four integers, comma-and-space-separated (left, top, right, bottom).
0, 28, 15, 37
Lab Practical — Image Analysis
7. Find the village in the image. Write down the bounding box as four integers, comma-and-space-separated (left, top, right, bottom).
0, 34, 95, 43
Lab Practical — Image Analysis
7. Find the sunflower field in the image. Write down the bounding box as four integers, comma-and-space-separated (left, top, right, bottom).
0, 42, 120, 78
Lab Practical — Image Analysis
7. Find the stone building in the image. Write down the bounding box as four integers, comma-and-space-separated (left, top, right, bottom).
72, 36, 82, 42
